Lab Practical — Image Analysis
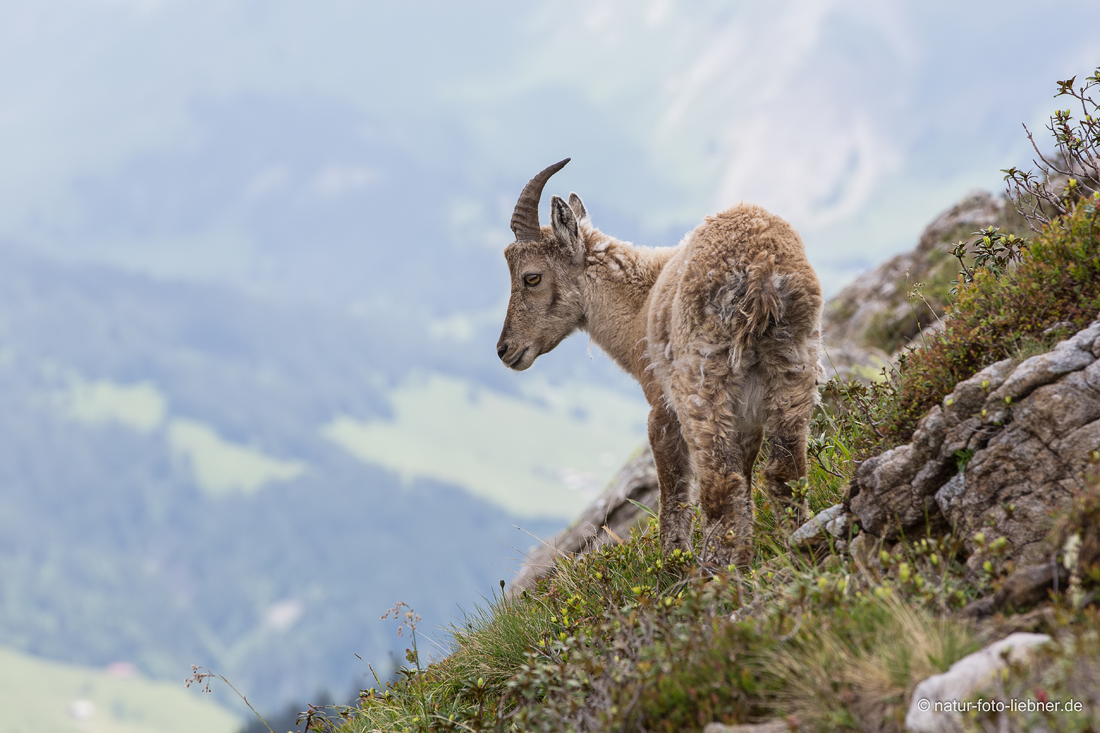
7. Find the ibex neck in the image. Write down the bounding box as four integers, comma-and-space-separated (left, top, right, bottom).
579, 231, 672, 384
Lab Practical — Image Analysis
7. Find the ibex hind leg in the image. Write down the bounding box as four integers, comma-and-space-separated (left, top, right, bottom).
648, 404, 692, 555
762, 369, 818, 527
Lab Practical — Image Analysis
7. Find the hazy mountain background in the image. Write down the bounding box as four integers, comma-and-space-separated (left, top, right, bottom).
0, 0, 1097, 726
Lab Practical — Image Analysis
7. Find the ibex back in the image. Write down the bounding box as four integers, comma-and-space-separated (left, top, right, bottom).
497, 159, 823, 567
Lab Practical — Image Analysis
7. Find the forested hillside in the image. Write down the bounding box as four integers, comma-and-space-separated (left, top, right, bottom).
0, 245, 582, 711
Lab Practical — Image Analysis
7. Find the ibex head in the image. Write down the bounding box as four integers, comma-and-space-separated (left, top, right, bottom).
496, 158, 591, 371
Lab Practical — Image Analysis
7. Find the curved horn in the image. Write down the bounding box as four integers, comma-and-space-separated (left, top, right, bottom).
510, 158, 570, 242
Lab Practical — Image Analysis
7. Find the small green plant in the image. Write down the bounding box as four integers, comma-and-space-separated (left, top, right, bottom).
950, 226, 1030, 293
814, 377, 893, 461
185, 666, 277, 733
1051, 471, 1100, 610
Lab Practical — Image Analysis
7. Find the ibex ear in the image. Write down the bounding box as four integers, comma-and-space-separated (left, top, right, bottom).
550, 195, 582, 262
567, 192, 589, 224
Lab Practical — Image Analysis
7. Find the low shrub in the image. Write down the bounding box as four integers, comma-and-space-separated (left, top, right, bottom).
879, 194, 1100, 445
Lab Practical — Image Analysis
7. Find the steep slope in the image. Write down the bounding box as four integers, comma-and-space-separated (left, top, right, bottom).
508, 188, 1031, 589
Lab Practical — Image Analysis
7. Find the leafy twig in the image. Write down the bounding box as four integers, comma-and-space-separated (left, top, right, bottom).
185, 666, 273, 733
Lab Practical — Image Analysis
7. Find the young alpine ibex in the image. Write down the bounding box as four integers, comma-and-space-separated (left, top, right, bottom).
496, 159, 823, 566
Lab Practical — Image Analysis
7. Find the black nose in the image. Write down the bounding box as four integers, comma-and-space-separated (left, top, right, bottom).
497, 343, 508, 359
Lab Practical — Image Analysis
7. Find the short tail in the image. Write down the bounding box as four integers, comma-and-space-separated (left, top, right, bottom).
738, 251, 783, 339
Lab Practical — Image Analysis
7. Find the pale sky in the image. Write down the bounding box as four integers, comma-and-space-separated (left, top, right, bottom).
2, 0, 1097, 298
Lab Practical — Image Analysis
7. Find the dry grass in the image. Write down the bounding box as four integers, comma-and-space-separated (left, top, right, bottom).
771, 592, 978, 732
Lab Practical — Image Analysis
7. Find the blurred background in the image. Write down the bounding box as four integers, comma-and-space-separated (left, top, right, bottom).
0, 1, 1097, 729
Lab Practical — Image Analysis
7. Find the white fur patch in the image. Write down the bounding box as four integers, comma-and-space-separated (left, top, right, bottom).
737, 371, 767, 429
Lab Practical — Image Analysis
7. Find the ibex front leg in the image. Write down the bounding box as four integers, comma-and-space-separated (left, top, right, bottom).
648, 403, 692, 555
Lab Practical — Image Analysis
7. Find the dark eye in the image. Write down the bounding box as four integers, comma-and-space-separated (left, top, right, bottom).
524, 274, 542, 286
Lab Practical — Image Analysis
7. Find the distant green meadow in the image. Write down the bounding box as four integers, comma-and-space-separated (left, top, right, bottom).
0, 646, 239, 733
325, 372, 650, 519
63, 370, 649, 518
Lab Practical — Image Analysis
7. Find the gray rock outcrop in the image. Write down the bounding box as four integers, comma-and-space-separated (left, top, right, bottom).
848, 320, 1100, 567
822, 191, 1014, 374
789, 503, 848, 548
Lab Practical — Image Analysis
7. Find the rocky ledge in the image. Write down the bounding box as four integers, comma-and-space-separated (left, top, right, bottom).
847, 318, 1100, 568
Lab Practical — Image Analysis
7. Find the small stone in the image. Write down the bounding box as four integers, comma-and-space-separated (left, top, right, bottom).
789, 504, 845, 547
933, 473, 966, 525
1042, 321, 1075, 337
824, 512, 848, 537
905, 633, 1051, 733
848, 533, 879, 569
702, 720, 791, 733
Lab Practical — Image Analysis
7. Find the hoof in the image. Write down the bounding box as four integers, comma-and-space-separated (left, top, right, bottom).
660, 529, 692, 556
702, 522, 753, 569
659, 506, 692, 556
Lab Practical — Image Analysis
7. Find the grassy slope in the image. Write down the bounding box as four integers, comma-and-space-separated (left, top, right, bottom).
0, 646, 241, 733
321, 195, 1100, 732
